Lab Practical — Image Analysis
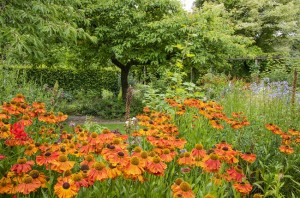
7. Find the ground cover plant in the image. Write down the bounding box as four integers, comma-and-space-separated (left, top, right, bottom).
0, 87, 299, 198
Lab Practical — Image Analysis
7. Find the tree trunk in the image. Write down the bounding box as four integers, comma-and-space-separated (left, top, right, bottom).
111, 54, 132, 101
120, 66, 131, 101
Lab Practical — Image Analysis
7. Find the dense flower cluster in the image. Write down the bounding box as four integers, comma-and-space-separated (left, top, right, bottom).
265, 123, 300, 154
0, 95, 260, 197
165, 98, 250, 130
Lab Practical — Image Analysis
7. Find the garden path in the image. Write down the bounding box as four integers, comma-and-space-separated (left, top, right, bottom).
66, 115, 124, 125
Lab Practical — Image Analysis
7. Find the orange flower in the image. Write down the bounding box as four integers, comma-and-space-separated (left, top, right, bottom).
225, 166, 245, 182
177, 152, 194, 166
17, 175, 40, 195
279, 145, 294, 154
36, 151, 59, 166
201, 154, 221, 173
233, 182, 252, 195
146, 156, 167, 176
173, 181, 195, 198
160, 148, 176, 162
13, 94, 26, 103
29, 170, 47, 188
124, 156, 145, 176
240, 152, 256, 163
88, 162, 108, 182
107, 164, 122, 179
288, 129, 300, 136
54, 177, 78, 198
24, 144, 38, 156
191, 144, 206, 158
171, 178, 184, 193
11, 158, 34, 174
56, 112, 68, 122
71, 173, 89, 188
51, 155, 75, 173
108, 151, 130, 167
0, 177, 14, 194
80, 154, 96, 168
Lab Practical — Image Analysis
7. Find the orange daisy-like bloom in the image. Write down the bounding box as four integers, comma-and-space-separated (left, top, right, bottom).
51, 155, 75, 173
19, 114, 33, 126
80, 154, 96, 168
36, 151, 59, 166
87, 132, 101, 146
124, 156, 145, 176
79, 141, 95, 154
240, 152, 256, 163
171, 178, 184, 193
54, 177, 79, 198
201, 154, 221, 173
288, 129, 300, 136
29, 170, 48, 188
146, 156, 167, 176
177, 152, 194, 166
0, 125, 11, 139
71, 173, 89, 188
11, 158, 34, 174
233, 182, 253, 195
107, 164, 122, 179
225, 166, 245, 182
265, 123, 279, 131
279, 145, 294, 154
173, 181, 195, 198
13, 94, 26, 103
108, 151, 130, 167
214, 147, 239, 164
56, 112, 68, 122
0, 177, 14, 194
17, 175, 40, 195
88, 162, 108, 182
24, 144, 38, 156
191, 144, 206, 158
160, 148, 176, 162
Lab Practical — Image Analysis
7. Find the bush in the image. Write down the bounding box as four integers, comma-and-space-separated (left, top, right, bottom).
2, 66, 120, 95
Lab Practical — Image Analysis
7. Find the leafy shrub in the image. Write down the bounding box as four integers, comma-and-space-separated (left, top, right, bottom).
2, 66, 120, 95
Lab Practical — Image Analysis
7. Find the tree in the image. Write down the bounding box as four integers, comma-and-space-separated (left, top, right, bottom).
0, 0, 93, 65
76, 0, 253, 100
194, 0, 300, 54
74, 0, 183, 100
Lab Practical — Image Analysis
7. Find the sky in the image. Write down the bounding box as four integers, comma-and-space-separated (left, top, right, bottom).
181, 0, 195, 11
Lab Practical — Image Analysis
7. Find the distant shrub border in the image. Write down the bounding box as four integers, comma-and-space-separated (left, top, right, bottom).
2, 66, 120, 95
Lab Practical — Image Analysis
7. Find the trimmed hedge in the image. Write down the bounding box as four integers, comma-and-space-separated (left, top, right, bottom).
3, 66, 120, 95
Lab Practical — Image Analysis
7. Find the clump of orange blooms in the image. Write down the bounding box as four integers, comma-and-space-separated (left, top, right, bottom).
0, 94, 260, 197
265, 123, 300, 154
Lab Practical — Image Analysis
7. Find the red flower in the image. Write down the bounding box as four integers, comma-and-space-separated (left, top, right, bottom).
11, 122, 28, 139
0, 154, 5, 160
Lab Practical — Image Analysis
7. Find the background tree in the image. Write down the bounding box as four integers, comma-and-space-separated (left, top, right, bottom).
194, 0, 300, 55
76, 0, 253, 100
0, 0, 93, 65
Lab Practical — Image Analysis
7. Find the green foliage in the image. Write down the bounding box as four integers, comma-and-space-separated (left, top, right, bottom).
61, 95, 143, 119
140, 71, 204, 111
195, 0, 300, 55
3, 66, 120, 95
0, 66, 54, 106
0, 0, 94, 64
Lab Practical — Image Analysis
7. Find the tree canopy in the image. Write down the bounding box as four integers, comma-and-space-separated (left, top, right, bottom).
194, 0, 300, 54
73, 0, 253, 99
0, 0, 93, 64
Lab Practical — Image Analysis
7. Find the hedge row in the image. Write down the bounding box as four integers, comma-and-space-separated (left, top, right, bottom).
3, 67, 120, 94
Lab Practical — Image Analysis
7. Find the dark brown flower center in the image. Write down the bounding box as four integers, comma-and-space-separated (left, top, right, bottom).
63, 182, 70, 189
29, 170, 40, 179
